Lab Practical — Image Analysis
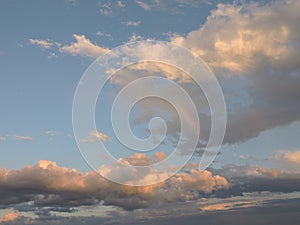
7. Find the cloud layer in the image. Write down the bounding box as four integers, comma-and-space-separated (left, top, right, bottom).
0, 155, 228, 212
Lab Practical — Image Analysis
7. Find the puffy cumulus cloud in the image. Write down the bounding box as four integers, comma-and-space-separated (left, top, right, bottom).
170, 0, 300, 144
125, 153, 153, 166
171, 0, 300, 74
80, 130, 112, 143
277, 150, 300, 164
0, 211, 20, 223
60, 34, 109, 58
0, 155, 228, 211
110, 61, 193, 86
153, 152, 167, 162
106, 1, 300, 146
162, 170, 228, 201
273, 150, 300, 172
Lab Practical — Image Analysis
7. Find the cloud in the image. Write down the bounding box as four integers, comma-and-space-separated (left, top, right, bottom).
0, 136, 6, 142
168, 0, 300, 144
14, 135, 33, 141
135, 0, 152, 10
153, 152, 166, 162
171, 0, 300, 74
99, 3, 112, 15
214, 164, 280, 179
28, 39, 55, 49
60, 34, 109, 58
117, 1, 125, 8
0, 211, 20, 223
200, 201, 256, 212
0, 155, 228, 211
26, 1, 300, 147
45, 130, 62, 141
121, 21, 141, 26
128, 33, 143, 42
1, 158, 300, 223
28, 35, 109, 59
96, 31, 113, 40
274, 150, 300, 172
80, 130, 111, 143
278, 150, 300, 164
45, 130, 59, 136
210, 164, 300, 198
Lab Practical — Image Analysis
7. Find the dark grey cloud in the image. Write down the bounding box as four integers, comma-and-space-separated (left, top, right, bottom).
3, 196, 300, 225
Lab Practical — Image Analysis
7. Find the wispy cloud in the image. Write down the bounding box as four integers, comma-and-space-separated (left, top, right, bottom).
135, 0, 152, 10
117, 1, 125, 8
15, 135, 33, 141
96, 31, 113, 40
45, 130, 62, 141
99, 2, 112, 15
0, 136, 6, 142
80, 130, 111, 143
28, 39, 56, 49
121, 21, 141, 26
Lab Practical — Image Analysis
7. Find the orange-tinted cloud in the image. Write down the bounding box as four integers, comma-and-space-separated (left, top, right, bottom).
0, 154, 228, 210
0, 211, 20, 223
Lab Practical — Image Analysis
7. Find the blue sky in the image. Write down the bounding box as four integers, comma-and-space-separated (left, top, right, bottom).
0, 0, 300, 224
0, 0, 218, 170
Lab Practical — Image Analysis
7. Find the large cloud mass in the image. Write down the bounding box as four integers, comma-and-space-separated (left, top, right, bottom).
0, 156, 228, 212
171, 0, 300, 144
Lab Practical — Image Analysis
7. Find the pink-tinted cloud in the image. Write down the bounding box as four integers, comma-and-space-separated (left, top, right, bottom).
0, 154, 228, 210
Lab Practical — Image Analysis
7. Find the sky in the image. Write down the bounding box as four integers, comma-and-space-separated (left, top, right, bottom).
0, 0, 300, 224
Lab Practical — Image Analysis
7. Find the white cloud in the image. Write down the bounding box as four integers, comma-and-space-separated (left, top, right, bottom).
45, 130, 62, 141
128, 33, 143, 42
171, 0, 300, 74
117, 1, 125, 8
65, 0, 78, 5
135, 0, 152, 10
28, 39, 55, 49
80, 130, 112, 143
45, 130, 59, 136
60, 34, 109, 58
99, 3, 112, 15
96, 31, 113, 39
15, 135, 33, 141
121, 21, 141, 26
